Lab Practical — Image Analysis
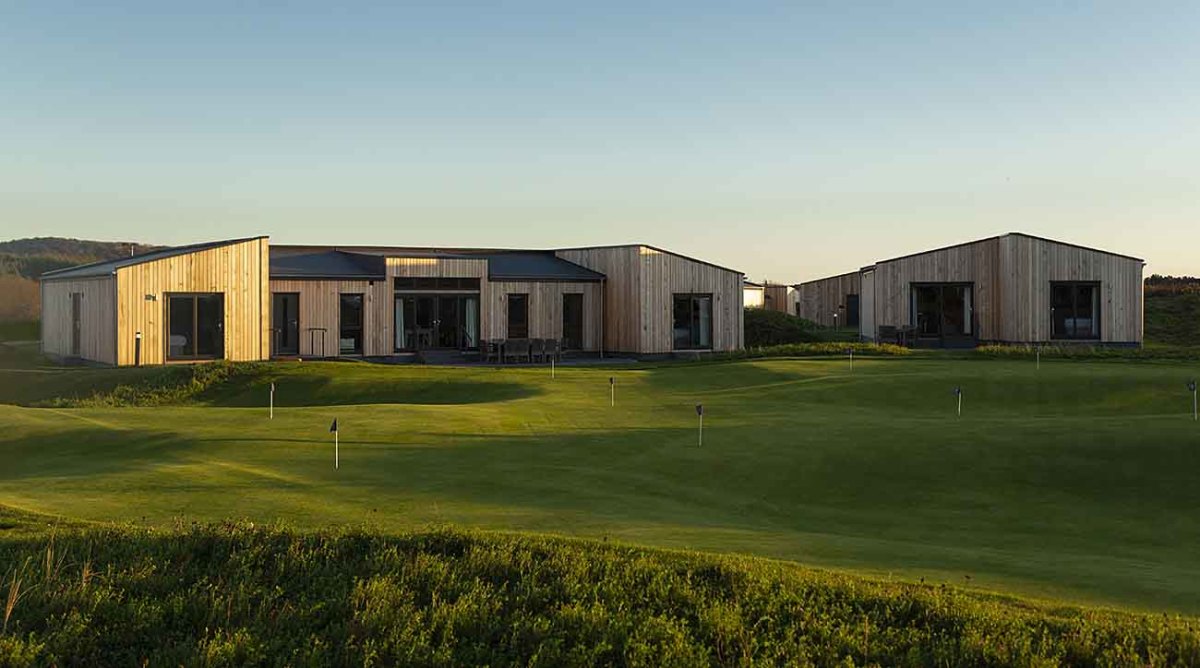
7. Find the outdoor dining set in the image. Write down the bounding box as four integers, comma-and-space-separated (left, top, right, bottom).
480, 338, 566, 364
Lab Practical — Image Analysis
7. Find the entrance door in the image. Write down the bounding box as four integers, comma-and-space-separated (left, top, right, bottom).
339, 294, 364, 355
70, 292, 82, 357
911, 284, 974, 347
167, 293, 225, 360
845, 294, 860, 328
562, 293, 584, 350
436, 296, 460, 348
273, 293, 300, 356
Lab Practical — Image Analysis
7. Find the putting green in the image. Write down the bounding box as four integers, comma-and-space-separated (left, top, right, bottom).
2, 355, 1199, 613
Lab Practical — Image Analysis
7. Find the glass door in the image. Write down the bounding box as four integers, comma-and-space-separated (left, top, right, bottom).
562, 293, 584, 350
339, 294, 364, 355
436, 296, 460, 348
911, 284, 974, 347
167, 293, 225, 360
272, 293, 300, 356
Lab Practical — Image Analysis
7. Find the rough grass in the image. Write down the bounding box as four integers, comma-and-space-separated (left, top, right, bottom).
1146, 291, 1200, 347
0, 518, 1197, 667
5, 355, 1200, 616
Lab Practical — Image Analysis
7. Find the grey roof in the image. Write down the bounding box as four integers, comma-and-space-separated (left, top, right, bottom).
41, 237, 265, 280
485, 252, 605, 282
270, 250, 386, 279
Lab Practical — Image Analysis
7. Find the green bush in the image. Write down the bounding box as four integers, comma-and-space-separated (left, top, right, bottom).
975, 344, 1200, 361
0, 523, 1196, 666
40, 360, 266, 408
743, 308, 820, 346
740, 341, 912, 358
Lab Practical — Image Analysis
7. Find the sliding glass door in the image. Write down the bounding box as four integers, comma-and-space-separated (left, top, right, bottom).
167, 293, 225, 360
394, 294, 479, 351
1051, 282, 1099, 340
911, 284, 974, 346
672, 294, 713, 350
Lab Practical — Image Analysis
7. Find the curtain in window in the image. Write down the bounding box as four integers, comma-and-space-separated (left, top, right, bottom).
394, 298, 406, 350
464, 297, 478, 347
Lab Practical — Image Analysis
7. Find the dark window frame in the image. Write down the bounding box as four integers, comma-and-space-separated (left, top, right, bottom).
507, 293, 529, 338
1050, 281, 1101, 341
166, 292, 225, 361
339, 293, 365, 355
910, 282, 975, 340
672, 293, 714, 350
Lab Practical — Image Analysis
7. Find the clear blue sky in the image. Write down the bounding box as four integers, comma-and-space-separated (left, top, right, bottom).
3, 2, 1197, 280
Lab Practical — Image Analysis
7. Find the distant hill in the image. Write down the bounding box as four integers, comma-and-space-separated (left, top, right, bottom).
1145, 274, 1200, 346
0, 236, 159, 322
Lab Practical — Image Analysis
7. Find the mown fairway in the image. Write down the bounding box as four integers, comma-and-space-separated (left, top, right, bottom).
2, 351, 1199, 613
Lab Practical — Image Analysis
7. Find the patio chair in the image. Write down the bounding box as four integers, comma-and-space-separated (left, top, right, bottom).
531, 338, 546, 363
877, 325, 897, 345
506, 339, 529, 364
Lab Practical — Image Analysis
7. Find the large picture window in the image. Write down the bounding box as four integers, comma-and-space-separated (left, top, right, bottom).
507, 294, 529, 338
911, 283, 973, 342
339, 294, 364, 355
672, 294, 712, 350
1051, 282, 1100, 340
167, 293, 224, 360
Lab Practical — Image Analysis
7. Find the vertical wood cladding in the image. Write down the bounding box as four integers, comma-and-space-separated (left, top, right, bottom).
559, 246, 743, 354
484, 281, 603, 350
796, 272, 862, 326
116, 237, 270, 365
41, 276, 117, 364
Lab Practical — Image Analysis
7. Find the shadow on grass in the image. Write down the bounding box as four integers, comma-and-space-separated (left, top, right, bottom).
203, 372, 541, 407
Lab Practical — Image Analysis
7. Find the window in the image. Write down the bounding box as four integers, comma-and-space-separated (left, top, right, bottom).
507, 294, 529, 338
272, 293, 300, 356
562, 293, 584, 349
672, 294, 713, 350
911, 284, 973, 340
1051, 282, 1099, 340
167, 293, 225, 360
339, 294, 364, 355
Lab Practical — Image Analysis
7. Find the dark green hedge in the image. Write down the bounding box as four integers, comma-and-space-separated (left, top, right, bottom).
743, 308, 820, 346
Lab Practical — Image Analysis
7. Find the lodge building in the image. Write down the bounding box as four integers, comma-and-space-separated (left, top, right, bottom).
40, 238, 744, 365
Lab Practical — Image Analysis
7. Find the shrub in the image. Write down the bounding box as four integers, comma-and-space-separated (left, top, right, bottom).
974, 344, 1200, 361
743, 308, 820, 346
0, 523, 1196, 666
40, 360, 266, 408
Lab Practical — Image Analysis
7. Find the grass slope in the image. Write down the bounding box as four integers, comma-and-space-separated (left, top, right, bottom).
1, 516, 1197, 666
2, 354, 1200, 617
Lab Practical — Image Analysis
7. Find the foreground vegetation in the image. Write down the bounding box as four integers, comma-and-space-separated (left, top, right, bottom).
1, 516, 1197, 666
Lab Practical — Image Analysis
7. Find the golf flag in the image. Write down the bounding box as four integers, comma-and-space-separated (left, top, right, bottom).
696, 404, 704, 447
696, 404, 703, 416
329, 418, 338, 433
953, 386, 962, 417
953, 386, 962, 396
1188, 380, 1197, 393
330, 419, 340, 469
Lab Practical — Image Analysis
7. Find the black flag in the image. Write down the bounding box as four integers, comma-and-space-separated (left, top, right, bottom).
609, 377, 614, 385
1189, 380, 1197, 392
696, 404, 703, 416
329, 419, 338, 433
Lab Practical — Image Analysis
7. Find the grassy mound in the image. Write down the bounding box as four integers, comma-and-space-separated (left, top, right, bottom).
1, 521, 1197, 666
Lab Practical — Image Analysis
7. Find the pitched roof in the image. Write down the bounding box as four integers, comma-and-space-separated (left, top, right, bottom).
270, 250, 387, 280
485, 252, 605, 282
875, 232, 1144, 265
40, 236, 266, 280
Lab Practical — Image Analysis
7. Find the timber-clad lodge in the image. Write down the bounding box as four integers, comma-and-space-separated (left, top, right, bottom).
40, 232, 1144, 366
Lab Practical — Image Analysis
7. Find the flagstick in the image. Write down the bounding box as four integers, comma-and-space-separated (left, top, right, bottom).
269, 383, 274, 420
551, 357, 555, 379
335, 431, 339, 470
849, 349, 854, 372
1194, 388, 1197, 422
610, 382, 615, 408
698, 413, 703, 447
957, 392, 962, 418
1036, 347, 1040, 370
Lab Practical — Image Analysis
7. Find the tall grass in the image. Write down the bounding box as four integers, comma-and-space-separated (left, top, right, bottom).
40, 360, 266, 408
1, 523, 1196, 666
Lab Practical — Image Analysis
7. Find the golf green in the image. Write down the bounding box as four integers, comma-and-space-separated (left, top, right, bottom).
2, 355, 1199, 613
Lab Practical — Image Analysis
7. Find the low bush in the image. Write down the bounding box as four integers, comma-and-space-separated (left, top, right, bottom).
40, 360, 266, 408
743, 308, 820, 346
975, 344, 1200, 361
738, 341, 913, 358
0, 523, 1196, 666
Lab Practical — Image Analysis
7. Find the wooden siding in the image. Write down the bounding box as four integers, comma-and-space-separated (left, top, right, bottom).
999, 235, 1143, 343
635, 246, 743, 353
868, 234, 1143, 343
484, 281, 603, 350
268, 279, 391, 357
115, 237, 270, 365
872, 238, 1003, 340
558, 246, 743, 354
40, 276, 116, 364
859, 269, 876, 341
796, 272, 861, 327
556, 247, 641, 353
763, 284, 797, 315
